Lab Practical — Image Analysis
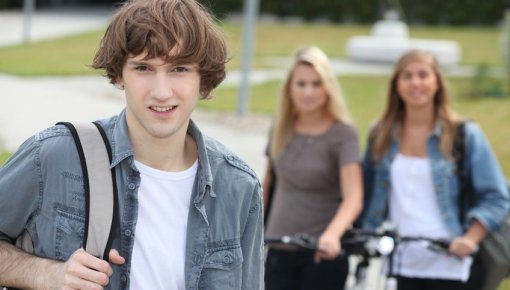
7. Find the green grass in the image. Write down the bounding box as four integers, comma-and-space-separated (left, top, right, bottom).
501, 279, 510, 290
410, 26, 503, 66
0, 23, 504, 76
0, 30, 104, 76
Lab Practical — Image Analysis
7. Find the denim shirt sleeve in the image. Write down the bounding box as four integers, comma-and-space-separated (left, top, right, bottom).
240, 183, 264, 290
464, 122, 510, 231
0, 136, 41, 242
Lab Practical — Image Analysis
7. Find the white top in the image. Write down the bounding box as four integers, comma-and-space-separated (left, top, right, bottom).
388, 153, 472, 281
129, 160, 198, 290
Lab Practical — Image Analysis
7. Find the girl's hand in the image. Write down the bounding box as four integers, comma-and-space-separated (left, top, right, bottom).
449, 236, 478, 257
314, 232, 341, 263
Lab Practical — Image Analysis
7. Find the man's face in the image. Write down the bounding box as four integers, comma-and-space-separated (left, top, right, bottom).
118, 53, 201, 142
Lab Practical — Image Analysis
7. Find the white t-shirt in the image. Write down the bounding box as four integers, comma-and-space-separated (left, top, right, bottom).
129, 160, 198, 290
388, 153, 472, 282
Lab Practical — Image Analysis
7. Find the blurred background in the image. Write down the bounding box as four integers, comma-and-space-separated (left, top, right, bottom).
0, 0, 509, 288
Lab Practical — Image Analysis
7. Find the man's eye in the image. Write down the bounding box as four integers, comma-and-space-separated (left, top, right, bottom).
174, 66, 189, 73
135, 66, 149, 71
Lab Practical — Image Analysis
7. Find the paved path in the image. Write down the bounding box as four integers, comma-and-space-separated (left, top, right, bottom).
0, 8, 111, 46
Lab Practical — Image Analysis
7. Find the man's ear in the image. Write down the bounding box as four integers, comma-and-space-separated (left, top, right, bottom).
115, 78, 124, 90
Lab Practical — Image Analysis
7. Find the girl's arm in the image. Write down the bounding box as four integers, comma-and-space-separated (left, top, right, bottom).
315, 163, 363, 262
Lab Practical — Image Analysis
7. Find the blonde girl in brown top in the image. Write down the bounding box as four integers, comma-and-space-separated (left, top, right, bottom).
263, 46, 363, 290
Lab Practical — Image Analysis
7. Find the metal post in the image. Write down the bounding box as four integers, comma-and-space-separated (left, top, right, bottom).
22, 0, 35, 44
503, 9, 510, 94
236, 0, 260, 118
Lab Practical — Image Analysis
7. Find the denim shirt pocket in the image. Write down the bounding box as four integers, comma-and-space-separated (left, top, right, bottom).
55, 205, 85, 261
199, 243, 244, 289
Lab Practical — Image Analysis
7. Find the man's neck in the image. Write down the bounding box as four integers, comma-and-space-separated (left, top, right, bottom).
130, 128, 198, 172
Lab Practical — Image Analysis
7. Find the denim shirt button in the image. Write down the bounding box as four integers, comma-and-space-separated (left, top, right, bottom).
124, 229, 132, 237
223, 255, 232, 264
128, 183, 136, 190
121, 274, 127, 282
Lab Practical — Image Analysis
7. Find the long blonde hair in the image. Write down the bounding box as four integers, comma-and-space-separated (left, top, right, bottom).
371, 49, 461, 161
270, 46, 352, 159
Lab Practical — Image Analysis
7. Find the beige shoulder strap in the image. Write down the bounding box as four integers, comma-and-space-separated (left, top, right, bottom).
72, 122, 114, 259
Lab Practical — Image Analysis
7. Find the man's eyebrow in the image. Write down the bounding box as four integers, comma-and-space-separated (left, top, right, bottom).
126, 60, 149, 66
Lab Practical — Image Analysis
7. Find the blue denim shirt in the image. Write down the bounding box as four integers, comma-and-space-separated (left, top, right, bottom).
360, 122, 509, 236
0, 110, 264, 290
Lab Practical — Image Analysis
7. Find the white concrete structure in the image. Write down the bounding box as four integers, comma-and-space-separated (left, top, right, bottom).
346, 12, 461, 67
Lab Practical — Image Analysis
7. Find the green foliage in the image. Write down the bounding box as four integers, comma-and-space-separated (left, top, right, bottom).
202, 0, 507, 25
198, 0, 242, 18
0, 0, 20, 9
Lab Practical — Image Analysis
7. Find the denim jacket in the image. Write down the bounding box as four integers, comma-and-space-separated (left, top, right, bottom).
0, 110, 264, 290
360, 122, 509, 236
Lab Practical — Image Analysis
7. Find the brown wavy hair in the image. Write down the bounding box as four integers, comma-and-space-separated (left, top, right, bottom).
91, 0, 227, 99
371, 49, 461, 161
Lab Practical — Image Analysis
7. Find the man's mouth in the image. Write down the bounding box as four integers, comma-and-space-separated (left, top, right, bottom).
150, 106, 176, 112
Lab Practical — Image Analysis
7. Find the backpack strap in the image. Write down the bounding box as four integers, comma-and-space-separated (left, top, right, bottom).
57, 122, 116, 260
454, 121, 476, 227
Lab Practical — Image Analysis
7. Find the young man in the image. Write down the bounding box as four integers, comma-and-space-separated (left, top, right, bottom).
0, 0, 264, 289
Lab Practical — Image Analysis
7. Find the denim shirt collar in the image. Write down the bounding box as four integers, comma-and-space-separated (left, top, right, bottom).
108, 109, 214, 202
110, 109, 134, 168
187, 119, 216, 201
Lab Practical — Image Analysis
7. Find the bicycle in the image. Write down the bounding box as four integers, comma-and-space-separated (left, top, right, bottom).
265, 228, 453, 290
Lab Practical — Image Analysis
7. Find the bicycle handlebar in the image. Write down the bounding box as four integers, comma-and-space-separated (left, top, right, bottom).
264, 233, 318, 251
264, 229, 451, 256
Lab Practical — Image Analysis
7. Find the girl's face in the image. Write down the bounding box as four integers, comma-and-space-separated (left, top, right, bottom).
396, 60, 439, 110
289, 63, 329, 115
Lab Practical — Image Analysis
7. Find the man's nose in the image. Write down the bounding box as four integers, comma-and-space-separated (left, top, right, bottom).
151, 73, 173, 100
